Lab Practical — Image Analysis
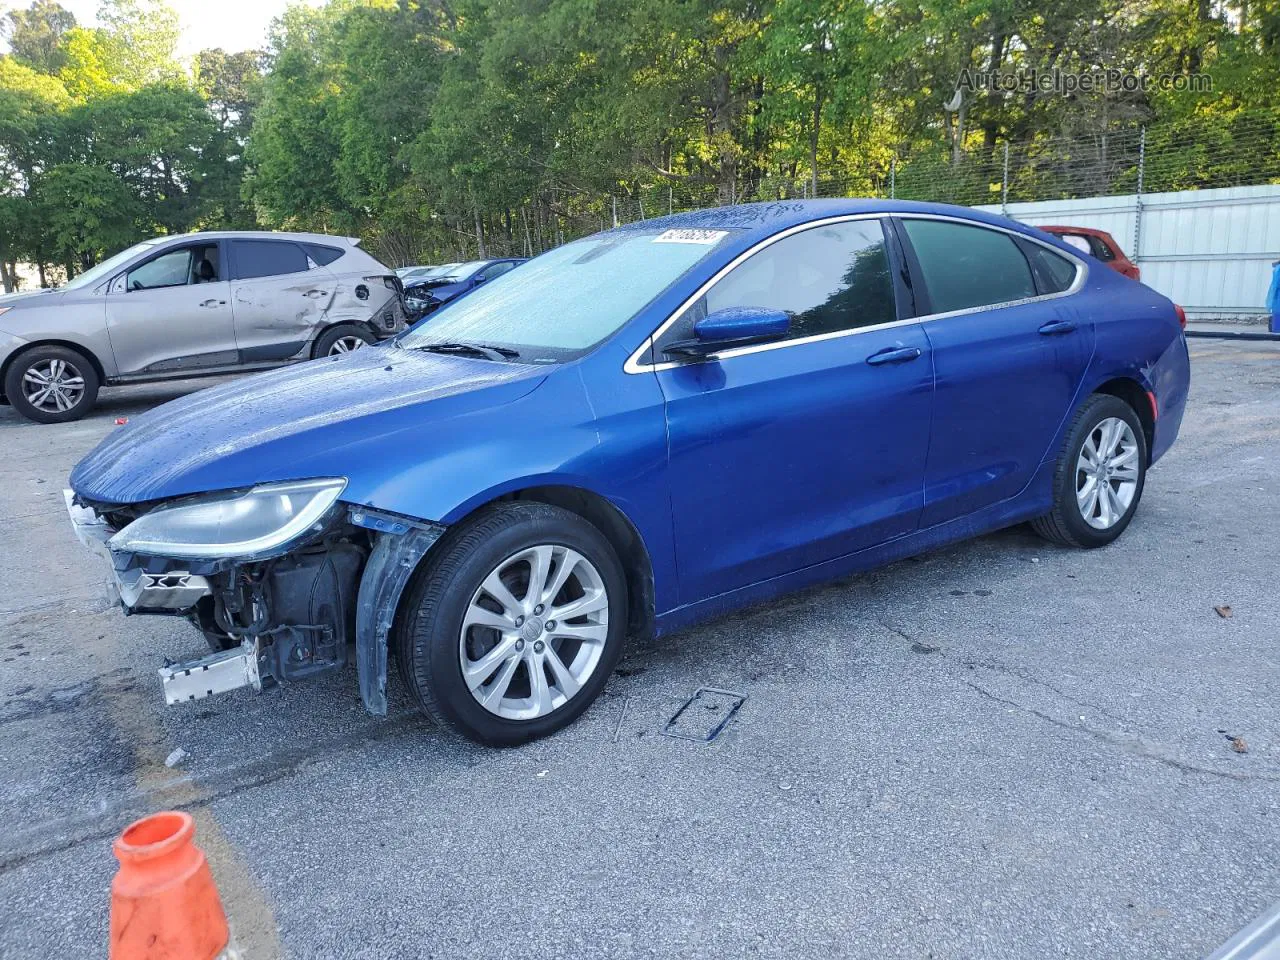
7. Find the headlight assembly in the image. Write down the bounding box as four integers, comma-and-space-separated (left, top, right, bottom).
109, 478, 347, 560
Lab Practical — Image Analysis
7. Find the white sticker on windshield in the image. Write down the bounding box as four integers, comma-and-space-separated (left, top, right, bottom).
652, 229, 729, 245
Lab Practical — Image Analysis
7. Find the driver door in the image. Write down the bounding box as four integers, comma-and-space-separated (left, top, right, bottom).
653, 218, 934, 603
105, 241, 237, 376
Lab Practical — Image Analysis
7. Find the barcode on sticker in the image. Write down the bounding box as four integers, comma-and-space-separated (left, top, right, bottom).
653, 229, 728, 245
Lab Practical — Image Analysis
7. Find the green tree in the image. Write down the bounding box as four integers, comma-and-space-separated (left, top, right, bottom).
2, 0, 77, 75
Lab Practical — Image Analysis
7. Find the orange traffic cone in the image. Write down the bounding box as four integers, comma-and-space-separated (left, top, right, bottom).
109, 811, 231, 960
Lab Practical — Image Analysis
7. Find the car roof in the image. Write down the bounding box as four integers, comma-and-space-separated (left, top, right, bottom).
606, 198, 1053, 247
152, 230, 364, 247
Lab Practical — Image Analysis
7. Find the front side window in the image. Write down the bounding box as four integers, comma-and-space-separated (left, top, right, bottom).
901, 219, 1037, 314
398, 229, 730, 360
231, 240, 310, 281
127, 248, 192, 291
656, 219, 896, 353
477, 261, 518, 282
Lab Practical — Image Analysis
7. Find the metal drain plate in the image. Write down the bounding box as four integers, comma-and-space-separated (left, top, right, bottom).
661, 687, 746, 742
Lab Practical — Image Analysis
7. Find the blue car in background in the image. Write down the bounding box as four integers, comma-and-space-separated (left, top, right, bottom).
65, 199, 1190, 745
403, 257, 527, 318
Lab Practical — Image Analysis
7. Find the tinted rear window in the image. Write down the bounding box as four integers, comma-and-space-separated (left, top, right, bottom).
902, 219, 1037, 313
1025, 244, 1079, 293
231, 240, 309, 280
304, 243, 344, 266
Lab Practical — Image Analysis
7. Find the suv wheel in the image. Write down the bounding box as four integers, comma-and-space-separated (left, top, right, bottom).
395, 502, 628, 745
314, 324, 375, 358
4, 345, 100, 423
1031, 393, 1147, 548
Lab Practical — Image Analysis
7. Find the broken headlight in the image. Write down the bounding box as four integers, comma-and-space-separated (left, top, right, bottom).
109, 478, 347, 560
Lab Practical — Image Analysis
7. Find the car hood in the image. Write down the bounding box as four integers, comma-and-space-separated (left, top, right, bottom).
0, 287, 61, 307
70, 345, 547, 506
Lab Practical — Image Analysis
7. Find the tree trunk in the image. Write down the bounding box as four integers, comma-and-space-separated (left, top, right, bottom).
473, 205, 487, 258
810, 89, 824, 196
37, 262, 47, 288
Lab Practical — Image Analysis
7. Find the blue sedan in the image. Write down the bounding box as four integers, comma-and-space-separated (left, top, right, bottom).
66, 199, 1190, 745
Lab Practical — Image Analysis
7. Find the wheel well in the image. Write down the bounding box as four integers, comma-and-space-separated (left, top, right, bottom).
1, 339, 105, 393
493, 485, 655, 642
1094, 377, 1155, 461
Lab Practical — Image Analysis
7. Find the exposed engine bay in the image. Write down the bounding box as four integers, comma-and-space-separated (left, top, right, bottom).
64, 489, 442, 714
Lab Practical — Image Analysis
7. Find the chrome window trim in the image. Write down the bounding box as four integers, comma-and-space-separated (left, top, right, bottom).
623, 211, 1088, 375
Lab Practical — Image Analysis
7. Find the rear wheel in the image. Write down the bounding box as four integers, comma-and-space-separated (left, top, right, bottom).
395, 502, 627, 745
4, 345, 100, 423
1031, 393, 1147, 548
313, 324, 374, 358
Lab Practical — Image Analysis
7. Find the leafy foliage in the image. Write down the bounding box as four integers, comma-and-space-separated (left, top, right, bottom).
0, 0, 1276, 280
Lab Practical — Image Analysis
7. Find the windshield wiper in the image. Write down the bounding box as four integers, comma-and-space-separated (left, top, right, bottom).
412, 341, 521, 361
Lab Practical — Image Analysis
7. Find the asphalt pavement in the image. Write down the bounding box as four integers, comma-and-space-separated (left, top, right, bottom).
1, 343, 1277, 959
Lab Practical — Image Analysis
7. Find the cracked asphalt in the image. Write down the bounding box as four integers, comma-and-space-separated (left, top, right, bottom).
1, 340, 1278, 959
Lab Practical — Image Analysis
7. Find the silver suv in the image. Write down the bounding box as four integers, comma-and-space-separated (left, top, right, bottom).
0, 231, 406, 423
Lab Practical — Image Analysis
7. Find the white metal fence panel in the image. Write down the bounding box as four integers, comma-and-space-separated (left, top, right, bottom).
977, 184, 1280, 321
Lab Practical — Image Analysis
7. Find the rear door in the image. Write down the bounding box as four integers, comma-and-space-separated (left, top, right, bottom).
894, 216, 1094, 527
104, 241, 236, 376
654, 217, 935, 603
228, 238, 335, 362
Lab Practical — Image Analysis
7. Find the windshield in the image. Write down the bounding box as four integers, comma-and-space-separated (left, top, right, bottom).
63, 237, 167, 290
398, 228, 732, 360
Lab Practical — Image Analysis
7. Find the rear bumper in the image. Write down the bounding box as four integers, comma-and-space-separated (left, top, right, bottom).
1150, 333, 1191, 466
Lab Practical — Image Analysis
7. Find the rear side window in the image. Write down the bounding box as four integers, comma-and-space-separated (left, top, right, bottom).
230, 240, 309, 280
303, 243, 344, 267
1024, 244, 1079, 294
660, 220, 896, 349
901, 219, 1036, 313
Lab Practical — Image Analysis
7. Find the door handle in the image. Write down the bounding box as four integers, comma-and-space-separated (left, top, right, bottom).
1039, 319, 1077, 336
866, 345, 922, 366
304, 289, 329, 298
199, 299, 226, 308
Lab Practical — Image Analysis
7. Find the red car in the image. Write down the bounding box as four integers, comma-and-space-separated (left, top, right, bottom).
1040, 225, 1141, 281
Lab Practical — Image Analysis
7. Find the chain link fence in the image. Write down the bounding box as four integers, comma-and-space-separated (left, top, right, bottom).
477, 111, 1279, 260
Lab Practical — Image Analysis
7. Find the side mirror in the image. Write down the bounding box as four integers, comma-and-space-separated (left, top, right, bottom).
663, 306, 790, 360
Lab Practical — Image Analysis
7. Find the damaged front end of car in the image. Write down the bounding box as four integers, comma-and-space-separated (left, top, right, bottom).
64, 481, 441, 715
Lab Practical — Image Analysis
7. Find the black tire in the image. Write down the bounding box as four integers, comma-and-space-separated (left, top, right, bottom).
1031, 393, 1148, 548
312, 323, 375, 358
3, 345, 100, 423
394, 502, 628, 746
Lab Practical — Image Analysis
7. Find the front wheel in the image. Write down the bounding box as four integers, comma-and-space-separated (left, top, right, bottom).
4, 345, 100, 423
394, 502, 628, 745
1031, 393, 1148, 548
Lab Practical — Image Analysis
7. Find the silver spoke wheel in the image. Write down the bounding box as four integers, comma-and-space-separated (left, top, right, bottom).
22, 358, 85, 413
328, 336, 366, 355
460, 544, 609, 721
1076, 417, 1139, 529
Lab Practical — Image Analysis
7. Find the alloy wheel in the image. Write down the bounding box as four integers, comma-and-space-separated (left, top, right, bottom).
459, 544, 609, 721
1076, 417, 1140, 529
328, 336, 367, 355
22, 358, 86, 413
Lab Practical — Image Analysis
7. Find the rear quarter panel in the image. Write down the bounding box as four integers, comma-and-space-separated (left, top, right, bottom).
1079, 268, 1189, 464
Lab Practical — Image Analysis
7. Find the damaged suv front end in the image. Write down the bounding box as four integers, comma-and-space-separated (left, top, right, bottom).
66, 479, 441, 713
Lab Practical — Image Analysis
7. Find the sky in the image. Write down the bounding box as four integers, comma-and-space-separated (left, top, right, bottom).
51, 0, 325, 56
